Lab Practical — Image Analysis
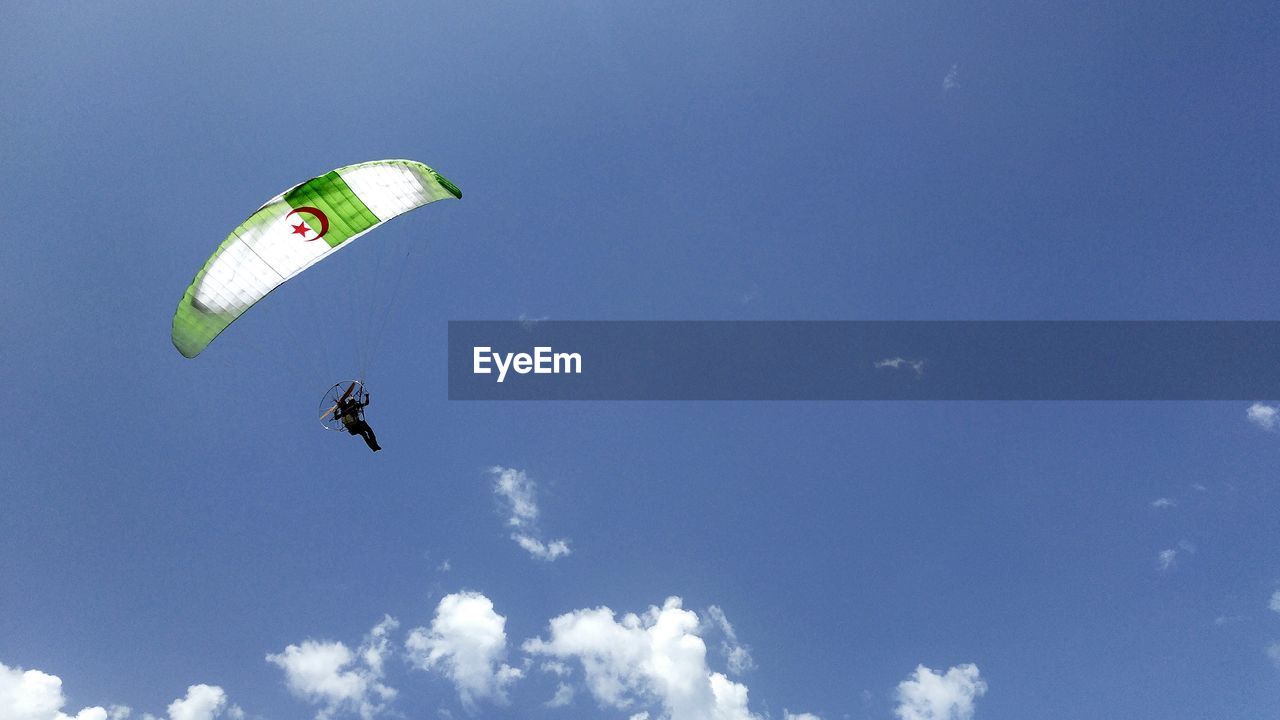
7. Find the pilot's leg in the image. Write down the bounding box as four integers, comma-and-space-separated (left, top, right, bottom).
356, 423, 381, 451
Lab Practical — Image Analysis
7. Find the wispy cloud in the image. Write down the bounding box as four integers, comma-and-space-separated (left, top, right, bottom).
545, 682, 574, 708
942, 64, 960, 92
1247, 403, 1278, 430
518, 314, 549, 331
875, 357, 926, 375
540, 661, 571, 677
1269, 590, 1280, 613
1157, 540, 1197, 572
705, 605, 755, 675
1150, 497, 1175, 509
513, 535, 571, 562
491, 467, 572, 562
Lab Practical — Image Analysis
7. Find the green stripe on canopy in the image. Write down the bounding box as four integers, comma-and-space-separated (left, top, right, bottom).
284, 171, 380, 248
171, 159, 460, 358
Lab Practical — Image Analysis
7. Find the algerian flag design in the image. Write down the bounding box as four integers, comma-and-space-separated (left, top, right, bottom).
171, 159, 461, 358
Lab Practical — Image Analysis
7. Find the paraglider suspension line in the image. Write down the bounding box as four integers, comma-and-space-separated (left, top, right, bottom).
361, 243, 413, 379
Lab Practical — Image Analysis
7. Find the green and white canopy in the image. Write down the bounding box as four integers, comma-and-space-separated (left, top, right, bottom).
172, 159, 461, 358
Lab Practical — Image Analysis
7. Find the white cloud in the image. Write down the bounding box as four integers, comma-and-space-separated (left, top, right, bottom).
1268, 643, 1280, 668
784, 712, 823, 720
1150, 498, 1175, 509
0, 663, 236, 720
1247, 403, 1278, 430
541, 661, 571, 677
943, 64, 960, 92
513, 535, 571, 562
405, 591, 522, 709
166, 686, 231, 720
705, 606, 755, 675
266, 616, 398, 720
0, 662, 109, 720
523, 596, 760, 720
724, 646, 753, 676
1157, 542, 1195, 572
546, 682, 574, 708
363, 616, 399, 678
490, 467, 572, 562
518, 313, 549, 331
492, 466, 540, 529
875, 357, 925, 375
894, 664, 986, 720
1269, 590, 1280, 613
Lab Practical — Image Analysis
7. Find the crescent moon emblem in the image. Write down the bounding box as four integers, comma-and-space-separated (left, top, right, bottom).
287, 206, 330, 241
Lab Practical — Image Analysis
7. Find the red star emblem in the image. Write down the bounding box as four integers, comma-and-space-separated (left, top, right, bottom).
286, 207, 329, 243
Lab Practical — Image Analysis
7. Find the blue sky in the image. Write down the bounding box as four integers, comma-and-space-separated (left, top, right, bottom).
3, 2, 1279, 719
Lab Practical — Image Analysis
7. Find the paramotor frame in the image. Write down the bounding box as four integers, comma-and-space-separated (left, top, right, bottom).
319, 380, 366, 431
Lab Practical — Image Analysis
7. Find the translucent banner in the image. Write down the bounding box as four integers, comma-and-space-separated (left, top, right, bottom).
447, 321, 1280, 400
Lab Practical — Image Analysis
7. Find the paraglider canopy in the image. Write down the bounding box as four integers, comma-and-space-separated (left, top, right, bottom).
171, 159, 461, 359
